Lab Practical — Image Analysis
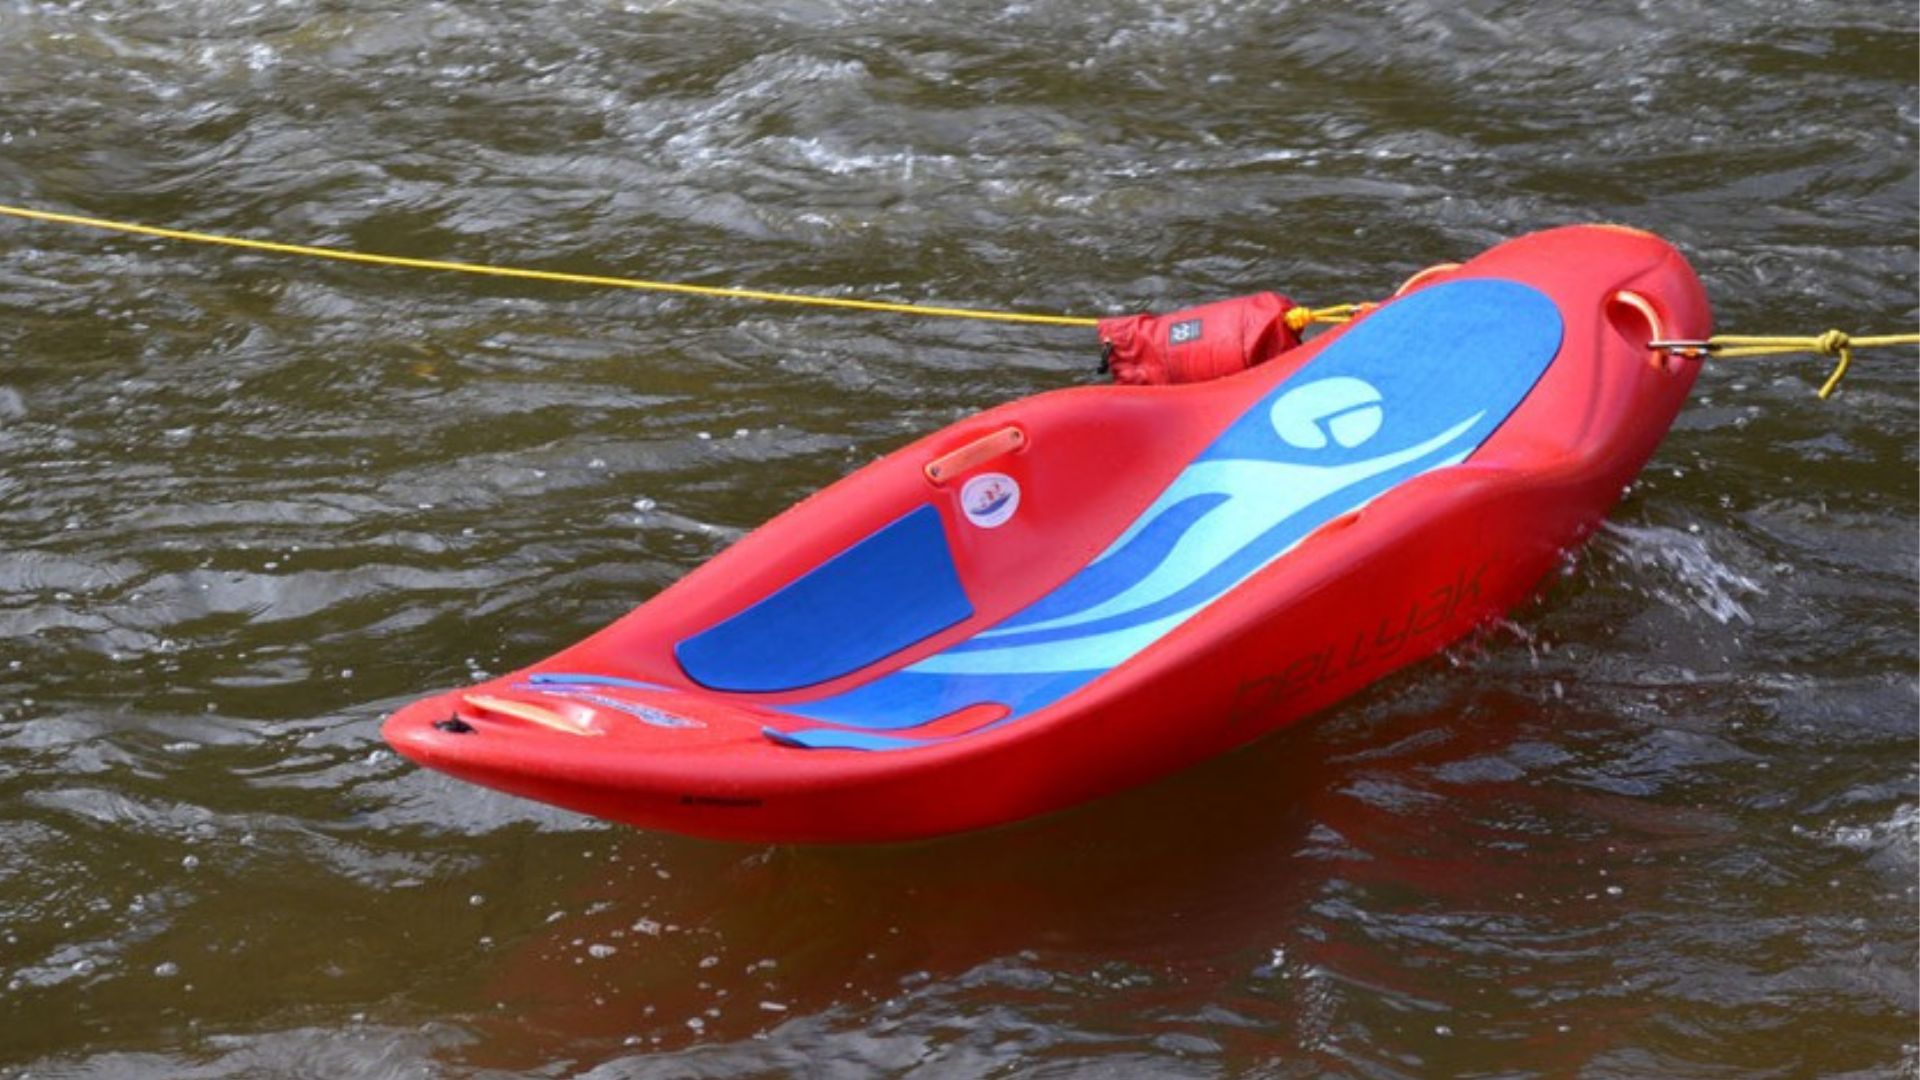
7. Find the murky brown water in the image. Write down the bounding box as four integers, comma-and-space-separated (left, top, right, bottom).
2, 1, 1915, 1076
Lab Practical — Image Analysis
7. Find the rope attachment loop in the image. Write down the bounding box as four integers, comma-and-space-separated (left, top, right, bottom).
1650, 330, 1920, 399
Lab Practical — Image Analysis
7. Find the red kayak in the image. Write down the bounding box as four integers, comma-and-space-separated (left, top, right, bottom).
383, 224, 1708, 842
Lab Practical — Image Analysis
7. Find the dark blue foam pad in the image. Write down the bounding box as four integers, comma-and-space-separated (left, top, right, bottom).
763, 279, 1564, 749
676, 505, 973, 693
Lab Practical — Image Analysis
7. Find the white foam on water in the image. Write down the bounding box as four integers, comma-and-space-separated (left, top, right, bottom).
1600, 521, 1765, 625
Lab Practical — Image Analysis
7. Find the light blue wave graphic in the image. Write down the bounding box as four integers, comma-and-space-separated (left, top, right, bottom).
913, 414, 1479, 676
977, 414, 1478, 641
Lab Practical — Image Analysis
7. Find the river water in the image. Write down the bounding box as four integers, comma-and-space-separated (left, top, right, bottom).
1, 1, 1915, 1076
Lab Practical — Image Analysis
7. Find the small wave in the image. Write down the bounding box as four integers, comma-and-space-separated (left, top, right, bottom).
1598, 521, 1764, 625
1794, 803, 1920, 857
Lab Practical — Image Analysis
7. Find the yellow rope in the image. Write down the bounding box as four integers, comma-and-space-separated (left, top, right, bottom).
0, 203, 1102, 328
1285, 302, 1373, 332
1661, 331, 1920, 399
7, 202, 1910, 397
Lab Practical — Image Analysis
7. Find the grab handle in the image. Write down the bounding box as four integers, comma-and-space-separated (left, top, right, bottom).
925, 426, 1026, 485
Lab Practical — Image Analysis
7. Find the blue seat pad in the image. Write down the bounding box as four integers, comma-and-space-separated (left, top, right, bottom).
675, 505, 973, 693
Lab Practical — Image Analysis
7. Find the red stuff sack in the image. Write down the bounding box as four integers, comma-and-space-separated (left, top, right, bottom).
1098, 292, 1302, 385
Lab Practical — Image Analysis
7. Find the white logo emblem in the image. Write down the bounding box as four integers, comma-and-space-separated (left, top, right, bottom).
960, 472, 1020, 528
1269, 376, 1385, 450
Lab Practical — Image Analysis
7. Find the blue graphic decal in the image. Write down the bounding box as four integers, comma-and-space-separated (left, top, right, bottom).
781, 668, 1100, 730
528, 673, 675, 692
964, 415, 1479, 660
1000, 491, 1230, 628
766, 279, 1563, 748
763, 726, 946, 751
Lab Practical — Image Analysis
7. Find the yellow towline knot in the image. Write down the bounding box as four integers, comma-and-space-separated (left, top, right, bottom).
1284, 302, 1374, 333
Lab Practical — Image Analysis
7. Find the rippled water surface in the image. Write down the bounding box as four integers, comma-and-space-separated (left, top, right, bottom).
2, 1, 1916, 1076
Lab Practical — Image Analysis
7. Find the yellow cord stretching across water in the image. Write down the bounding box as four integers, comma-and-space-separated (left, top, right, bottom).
5, 202, 1914, 396
0, 203, 1102, 328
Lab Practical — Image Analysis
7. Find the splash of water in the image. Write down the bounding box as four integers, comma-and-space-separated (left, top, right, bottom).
1599, 522, 1764, 625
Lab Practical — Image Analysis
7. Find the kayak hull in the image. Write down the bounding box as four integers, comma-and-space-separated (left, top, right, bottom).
384, 225, 1708, 843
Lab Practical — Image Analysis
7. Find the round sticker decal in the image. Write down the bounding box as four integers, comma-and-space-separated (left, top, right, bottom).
960, 472, 1020, 529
